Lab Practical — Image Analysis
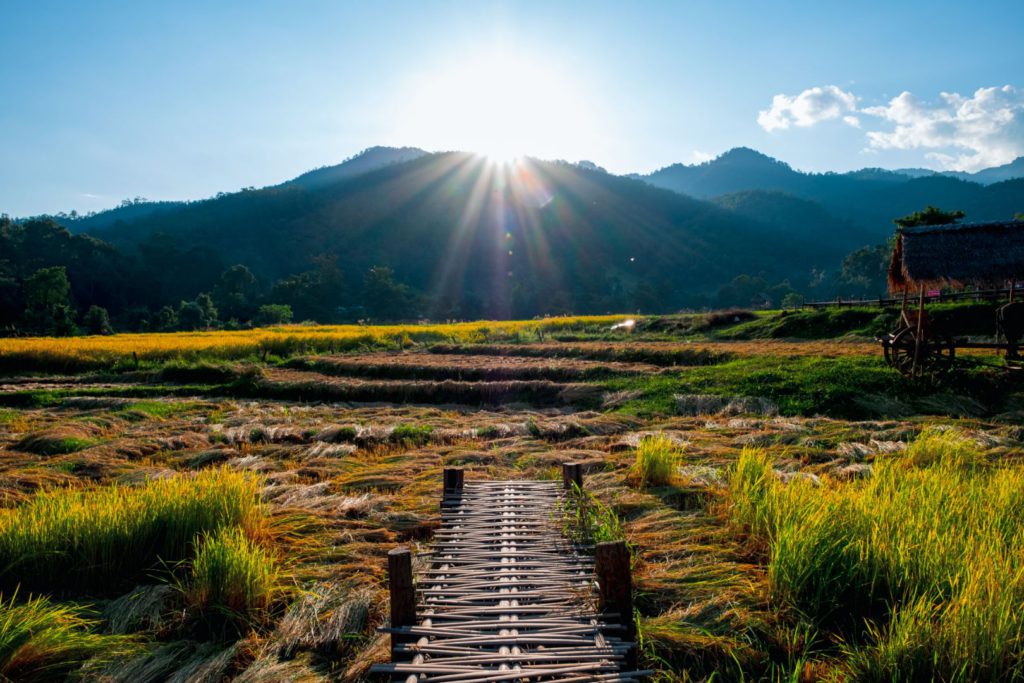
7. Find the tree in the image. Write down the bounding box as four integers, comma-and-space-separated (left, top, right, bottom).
838, 244, 890, 294
0, 277, 22, 329
781, 292, 805, 308
717, 274, 769, 308
270, 256, 346, 323
195, 293, 218, 328
894, 206, 965, 228
177, 301, 206, 331
363, 266, 416, 320
24, 266, 71, 312
176, 294, 218, 331
212, 265, 259, 321
253, 304, 293, 326
83, 306, 113, 335
23, 266, 77, 335
155, 306, 178, 331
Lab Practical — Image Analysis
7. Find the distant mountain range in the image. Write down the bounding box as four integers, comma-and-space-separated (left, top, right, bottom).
636, 147, 1023, 238
893, 157, 1024, 185
20, 144, 1020, 317
73, 151, 857, 315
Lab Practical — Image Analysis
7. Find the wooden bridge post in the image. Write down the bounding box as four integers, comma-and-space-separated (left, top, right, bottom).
443, 467, 464, 494
387, 547, 416, 653
596, 540, 637, 669
562, 462, 583, 492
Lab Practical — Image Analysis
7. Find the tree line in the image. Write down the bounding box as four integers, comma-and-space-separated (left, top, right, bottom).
0, 216, 419, 336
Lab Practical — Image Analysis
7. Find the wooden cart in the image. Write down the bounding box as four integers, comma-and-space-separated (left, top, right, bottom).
879, 221, 1024, 377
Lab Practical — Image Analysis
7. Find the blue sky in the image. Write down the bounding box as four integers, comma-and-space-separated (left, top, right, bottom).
2, 0, 1022, 216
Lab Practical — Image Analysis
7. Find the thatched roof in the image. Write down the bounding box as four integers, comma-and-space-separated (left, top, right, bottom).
888, 221, 1024, 293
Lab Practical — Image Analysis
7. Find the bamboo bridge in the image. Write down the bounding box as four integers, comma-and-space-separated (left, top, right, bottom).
371, 465, 651, 682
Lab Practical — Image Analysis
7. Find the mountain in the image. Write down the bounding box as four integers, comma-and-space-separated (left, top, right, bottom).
285, 146, 427, 189
86, 152, 851, 317
894, 157, 1024, 185
60, 199, 188, 233
711, 190, 873, 252
636, 147, 810, 198
640, 148, 1024, 238
968, 157, 1024, 184
56, 146, 428, 234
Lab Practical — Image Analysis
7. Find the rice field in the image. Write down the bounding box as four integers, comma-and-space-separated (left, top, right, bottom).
1, 322, 1023, 681
0, 316, 627, 372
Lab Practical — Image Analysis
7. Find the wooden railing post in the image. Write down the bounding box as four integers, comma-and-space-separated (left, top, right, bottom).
387, 547, 416, 653
562, 462, 583, 492
596, 540, 637, 669
443, 467, 464, 494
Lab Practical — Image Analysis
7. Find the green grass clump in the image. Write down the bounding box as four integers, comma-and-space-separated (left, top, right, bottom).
0, 467, 263, 595
904, 425, 984, 468
729, 431, 1024, 681
0, 591, 129, 681
186, 527, 282, 634
391, 423, 433, 446
117, 400, 195, 421
558, 488, 625, 546
631, 435, 683, 489
14, 428, 100, 455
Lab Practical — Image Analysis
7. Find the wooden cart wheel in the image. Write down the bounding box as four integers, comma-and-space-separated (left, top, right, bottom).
887, 327, 955, 377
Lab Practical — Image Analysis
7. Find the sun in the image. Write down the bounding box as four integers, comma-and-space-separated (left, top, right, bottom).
392, 50, 599, 162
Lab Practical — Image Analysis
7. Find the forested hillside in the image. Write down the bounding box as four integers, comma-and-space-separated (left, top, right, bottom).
640, 148, 1024, 237
3, 147, 1021, 336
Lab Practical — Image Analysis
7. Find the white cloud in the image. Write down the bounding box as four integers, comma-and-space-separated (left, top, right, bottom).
862, 86, 1024, 171
689, 150, 715, 164
757, 84, 1024, 171
757, 85, 858, 131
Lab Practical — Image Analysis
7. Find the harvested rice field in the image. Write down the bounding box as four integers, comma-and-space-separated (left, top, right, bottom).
2, 327, 1024, 681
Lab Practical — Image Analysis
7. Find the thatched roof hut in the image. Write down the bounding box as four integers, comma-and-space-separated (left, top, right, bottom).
888, 221, 1024, 293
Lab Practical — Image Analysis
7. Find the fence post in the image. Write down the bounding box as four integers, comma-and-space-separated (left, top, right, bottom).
387, 547, 416, 653
561, 462, 583, 492
443, 467, 464, 494
596, 540, 636, 668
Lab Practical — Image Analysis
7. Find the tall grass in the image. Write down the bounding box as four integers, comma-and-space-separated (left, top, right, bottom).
631, 435, 683, 488
557, 488, 625, 546
0, 591, 129, 680
186, 527, 283, 634
729, 430, 1024, 681
0, 468, 263, 595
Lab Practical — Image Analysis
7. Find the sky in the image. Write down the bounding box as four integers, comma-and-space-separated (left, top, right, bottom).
1, 0, 1022, 216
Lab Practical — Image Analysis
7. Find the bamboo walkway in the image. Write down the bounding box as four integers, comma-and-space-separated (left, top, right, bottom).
372, 470, 650, 682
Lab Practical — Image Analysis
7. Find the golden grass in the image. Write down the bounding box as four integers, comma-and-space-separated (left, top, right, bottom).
0, 591, 132, 681
730, 432, 1024, 681
187, 527, 284, 633
0, 316, 626, 370
0, 467, 263, 595
630, 434, 684, 488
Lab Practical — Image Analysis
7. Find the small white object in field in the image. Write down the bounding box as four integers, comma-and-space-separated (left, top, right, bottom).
611, 319, 636, 331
